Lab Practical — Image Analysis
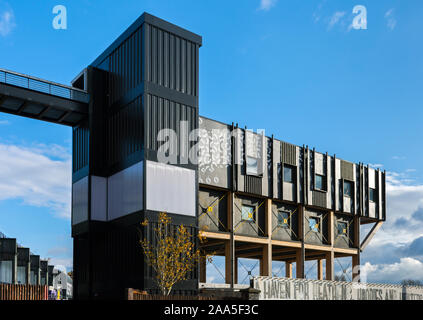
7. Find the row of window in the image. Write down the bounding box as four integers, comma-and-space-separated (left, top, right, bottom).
240, 205, 349, 237
284, 165, 377, 202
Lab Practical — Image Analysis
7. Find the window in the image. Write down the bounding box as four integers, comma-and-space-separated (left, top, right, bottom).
277, 210, 290, 228
315, 174, 325, 191
369, 188, 377, 202
283, 165, 294, 183
344, 180, 353, 197
246, 156, 259, 176
241, 205, 255, 222
337, 222, 348, 236
309, 217, 320, 233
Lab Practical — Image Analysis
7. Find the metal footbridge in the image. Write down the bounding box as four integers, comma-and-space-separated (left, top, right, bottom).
0, 68, 89, 127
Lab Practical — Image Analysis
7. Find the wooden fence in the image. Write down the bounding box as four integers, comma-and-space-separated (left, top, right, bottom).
0, 284, 48, 300
127, 288, 214, 300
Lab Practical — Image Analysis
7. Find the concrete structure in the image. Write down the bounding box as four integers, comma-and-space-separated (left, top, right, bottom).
0, 12, 386, 299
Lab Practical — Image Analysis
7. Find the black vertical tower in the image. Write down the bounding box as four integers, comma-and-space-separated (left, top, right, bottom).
71, 12, 202, 299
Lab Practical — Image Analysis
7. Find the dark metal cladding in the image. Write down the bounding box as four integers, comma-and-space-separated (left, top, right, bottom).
198, 116, 386, 224
72, 12, 202, 299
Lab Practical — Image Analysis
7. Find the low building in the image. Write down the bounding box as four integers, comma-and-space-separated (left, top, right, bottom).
52, 269, 73, 300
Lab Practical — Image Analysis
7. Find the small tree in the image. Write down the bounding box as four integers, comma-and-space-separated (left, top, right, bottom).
140, 213, 210, 296
401, 279, 422, 286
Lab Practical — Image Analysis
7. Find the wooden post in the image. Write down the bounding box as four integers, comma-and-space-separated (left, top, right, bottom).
226, 192, 235, 286
265, 199, 272, 238
328, 211, 334, 246
352, 216, 361, 282
296, 205, 305, 278
296, 249, 304, 279
234, 257, 238, 284
225, 241, 233, 285
260, 199, 273, 277
260, 244, 272, 276
325, 251, 334, 280
285, 262, 292, 278
352, 254, 360, 283
199, 256, 207, 283
317, 259, 324, 280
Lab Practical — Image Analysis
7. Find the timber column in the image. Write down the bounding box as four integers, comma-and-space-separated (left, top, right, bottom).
296, 205, 305, 278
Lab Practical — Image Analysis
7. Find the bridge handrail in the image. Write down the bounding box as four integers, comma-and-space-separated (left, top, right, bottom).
0, 68, 89, 104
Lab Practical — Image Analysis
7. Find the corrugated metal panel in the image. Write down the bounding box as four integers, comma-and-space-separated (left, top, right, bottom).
72, 177, 89, 225
146, 25, 198, 97
72, 126, 89, 173
341, 160, 354, 181
145, 93, 197, 154
109, 26, 143, 105
281, 142, 296, 166
245, 175, 262, 195
312, 191, 327, 207
108, 97, 143, 167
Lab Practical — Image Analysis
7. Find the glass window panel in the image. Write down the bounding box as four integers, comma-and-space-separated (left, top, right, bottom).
17, 266, 26, 284
337, 222, 348, 236
0, 261, 13, 284
246, 156, 258, 176
284, 165, 293, 183
344, 181, 353, 197
369, 188, 377, 202
241, 205, 255, 222
309, 217, 320, 232
278, 211, 290, 228
315, 174, 324, 190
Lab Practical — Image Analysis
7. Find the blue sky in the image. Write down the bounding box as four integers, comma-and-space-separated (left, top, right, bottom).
0, 0, 422, 283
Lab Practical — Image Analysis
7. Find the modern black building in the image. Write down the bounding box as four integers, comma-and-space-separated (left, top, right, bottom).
0, 12, 386, 299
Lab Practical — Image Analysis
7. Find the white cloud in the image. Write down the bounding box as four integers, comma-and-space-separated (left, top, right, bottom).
358, 165, 423, 284
327, 11, 346, 30
385, 8, 397, 31
0, 143, 71, 219
50, 258, 72, 271
362, 258, 423, 284
258, 0, 277, 11
0, 6, 15, 37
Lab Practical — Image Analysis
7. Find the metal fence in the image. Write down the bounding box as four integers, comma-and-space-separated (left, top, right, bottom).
0, 284, 48, 300
0, 68, 89, 103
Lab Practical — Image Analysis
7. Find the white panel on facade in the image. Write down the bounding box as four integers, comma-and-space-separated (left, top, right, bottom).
72, 177, 89, 225
283, 182, 294, 201
343, 196, 352, 213
369, 169, 376, 189
369, 202, 376, 218
315, 153, 324, 175
91, 176, 107, 222
146, 161, 196, 217
335, 159, 341, 211
108, 161, 143, 221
